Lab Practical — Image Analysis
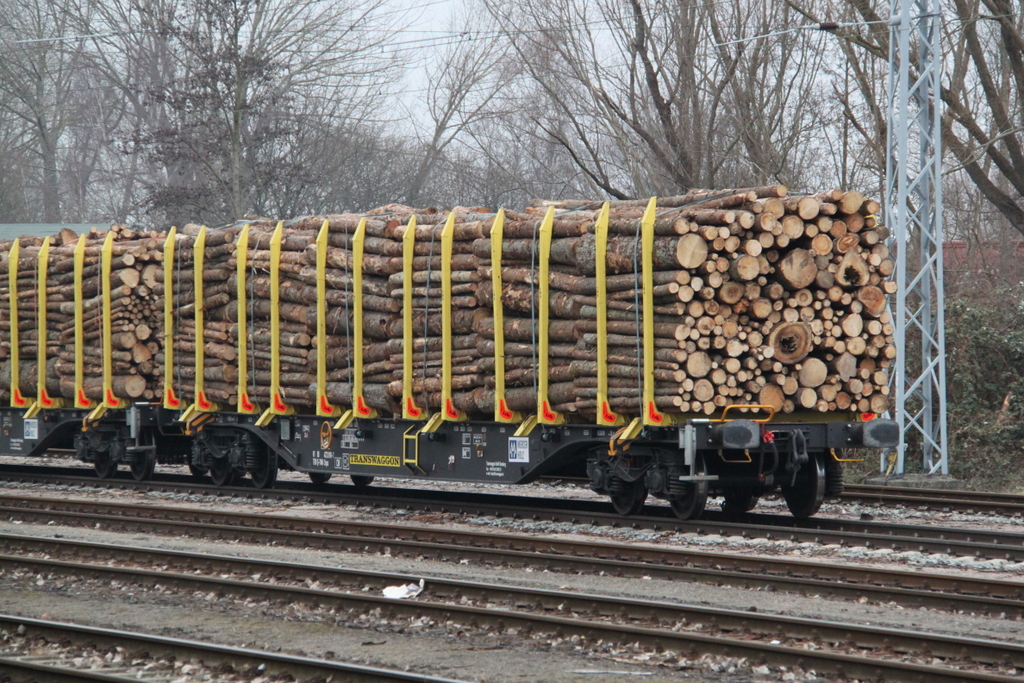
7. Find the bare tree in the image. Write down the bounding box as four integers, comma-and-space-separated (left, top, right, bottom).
62, 0, 182, 222
0, 107, 31, 220
483, 0, 831, 198
70, 0, 400, 225
0, 0, 82, 221
788, 0, 1024, 237
404, 7, 510, 205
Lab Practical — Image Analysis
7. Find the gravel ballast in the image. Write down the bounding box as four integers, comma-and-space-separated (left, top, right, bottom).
0, 471, 1023, 681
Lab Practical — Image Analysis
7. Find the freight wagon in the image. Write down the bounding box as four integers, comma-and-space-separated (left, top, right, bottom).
0, 193, 899, 519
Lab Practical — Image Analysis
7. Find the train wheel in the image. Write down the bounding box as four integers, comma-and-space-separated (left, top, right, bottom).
249, 445, 278, 490
309, 473, 332, 485
721, 488, 760, 515
609, 480, 648, 516
669, 454, 708, 520
208, 457, 238, 487
188, 464, 209, 481
350, 475, 374, 487
782, 453, 827, 519
129, 432, 157, 482
130, 450, 156, 482
94, 453, 117, 479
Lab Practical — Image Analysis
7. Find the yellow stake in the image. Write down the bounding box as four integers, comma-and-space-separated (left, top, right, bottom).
537, 207, 564, 425
34, 237, 62, 410
349, 218, 377, 420
192, 227, 217, 413
336, 217, 377, 430
640, 198, 676, 426
595, 203, 623, 426
73, 235, 92, 408
256, 222, 294, 426
490, 210, 521, 423
101, 232, 125, 410
8, 240, 27, 408
235, 225, 257, 413
316, 220, 341, 417
439, 213, 466, 422
162, 228, 182, 410
401, 217, 425, 421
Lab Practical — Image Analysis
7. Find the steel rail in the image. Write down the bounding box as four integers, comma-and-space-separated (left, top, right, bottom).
3, 469, 1024, 561
1, 498, 1023, 618
2, 466, 1024, 552
0, 613, 467, 682
9, 465, 1024, 517
843, 484, 1024, 514
1, 542, 1021, 681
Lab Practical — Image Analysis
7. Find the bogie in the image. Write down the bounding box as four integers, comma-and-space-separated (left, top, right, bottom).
589, 447, 708, 519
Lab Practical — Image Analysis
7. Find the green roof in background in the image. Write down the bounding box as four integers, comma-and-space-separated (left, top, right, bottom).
0, 224, 110, 242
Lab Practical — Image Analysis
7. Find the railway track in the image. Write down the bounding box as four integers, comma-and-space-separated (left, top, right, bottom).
8, 462, 1024, 520
1, 494, 1023, 618
3, 467, 1024, 561
2, 533, 1021, 682
542, 476, 1024, 516
843, 483, 1024, 515
0, 613, 465, 682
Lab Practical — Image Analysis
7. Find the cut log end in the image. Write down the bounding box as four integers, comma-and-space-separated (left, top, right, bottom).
768, 322, 812, 364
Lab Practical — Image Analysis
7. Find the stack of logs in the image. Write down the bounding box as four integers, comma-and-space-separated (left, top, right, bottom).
238, 208, 494, 415
498, 187, 895, 417
0, 226, 166, 404
0, 185, 894, 418
163, 224, 245, 408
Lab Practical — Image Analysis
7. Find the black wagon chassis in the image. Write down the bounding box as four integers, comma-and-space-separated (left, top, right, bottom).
0, 403, 897, 519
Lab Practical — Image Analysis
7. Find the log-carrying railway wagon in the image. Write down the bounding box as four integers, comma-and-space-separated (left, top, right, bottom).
0, 192, 899, 519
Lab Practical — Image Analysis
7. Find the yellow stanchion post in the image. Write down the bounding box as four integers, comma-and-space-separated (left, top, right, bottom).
536, 207, 563, 426
316, 220, 341, 418
595, 203, 623, 427
401, 216, 426, 421
256, 222, 294, 426
235, 225, 257, 414
439, 213, 465, 423
192, 227, 217, 414
162, 228, 182, 411
87, 231, 127, 422
31, 237, 62, 413
73, 235, 93, 409
641, 197, 677, 427
490, 210, 521, 424
336, 218, 377, 430
7, 239, 27, 408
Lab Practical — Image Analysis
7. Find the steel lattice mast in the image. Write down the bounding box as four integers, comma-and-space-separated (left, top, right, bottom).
884, 0, 948, 475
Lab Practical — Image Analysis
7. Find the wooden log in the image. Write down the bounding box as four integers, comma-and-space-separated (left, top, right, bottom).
856, 286, 887, 318
776, 249, 817, 289
838, 191, 864, 214
768, 322, 812, 364
575, 319, 687, 340
728, 255, 760, 281
574, 233, 707, 274
797, 358, 827, 388
59, 375, 146, 400
835, 250, 870, 288
839, 313, 864, 338
173, 340, 238, 362
173, 365, 239, 383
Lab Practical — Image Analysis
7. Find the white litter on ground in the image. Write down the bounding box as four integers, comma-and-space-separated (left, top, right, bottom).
382, 578, 424, 599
